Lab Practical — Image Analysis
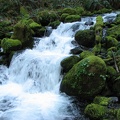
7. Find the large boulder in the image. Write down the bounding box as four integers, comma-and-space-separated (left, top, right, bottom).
37, 10, 58, 26
84, 103, 107, 119
75, 29, 95, 48
61, 55, 80, 73
1, 38, 22, 53
64, 15, 80, 23
105, 36, 118, 49
11, 21, 33, 48
60, 56, 107, 99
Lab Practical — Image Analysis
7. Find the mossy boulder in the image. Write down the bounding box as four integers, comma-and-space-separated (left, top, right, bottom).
93, 96, 111, 106
37, 10, 58, 26
1, 38, 22, 53
75, 29, 95, 48
84, 103, 107, 119
62, 8, 77, 15
11, 21, 33, 48
60, 13, 69, 22
64, 15, 80, 23
79, 51, 94, 59
49, 20, 61, 29
105, 36, 118, 49
60, 56, 107, 99
61, 55, 80, 73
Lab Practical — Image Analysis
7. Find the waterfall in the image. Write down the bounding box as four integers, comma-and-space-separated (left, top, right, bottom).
0, 12, 118, 120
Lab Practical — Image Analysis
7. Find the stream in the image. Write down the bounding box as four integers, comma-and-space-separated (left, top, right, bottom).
0, 12, 118, 120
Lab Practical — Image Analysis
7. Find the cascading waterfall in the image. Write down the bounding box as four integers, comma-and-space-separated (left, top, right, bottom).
0, 12, 118, 120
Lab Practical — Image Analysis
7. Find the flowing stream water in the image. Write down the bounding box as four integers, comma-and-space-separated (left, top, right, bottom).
0, 12, 118, 120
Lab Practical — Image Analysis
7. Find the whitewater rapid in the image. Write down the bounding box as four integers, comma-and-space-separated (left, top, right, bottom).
0, 12, 118, 120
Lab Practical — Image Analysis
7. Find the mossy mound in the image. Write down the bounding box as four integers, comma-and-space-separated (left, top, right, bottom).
93, 96, 111, 106
62, 8, 77, 15
105, 36, 118, 49
11, 21, 33, 48
37, 10, 58, 26
60, 56, 107, 99
79, 51, 94, 59
1, 38, 22, 53
49, 20, 61, 29
84, 103, 107, 120
75, 29, 95, 48
60, 13, 69, 22
64, 15, 80, 23
61, 55, 80, 73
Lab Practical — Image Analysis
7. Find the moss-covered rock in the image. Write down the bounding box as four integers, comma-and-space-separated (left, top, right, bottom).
64, 15, 80, 23
11, 21, 33, 48
75, 7, 85, 15
105, 36, 118, 49
1, 38, 22, 53
48, 20, 61, 29
75, 29, 95, 48
79, 51, 94, 59
84, 103, 107, 120
60, 56, 107, 99
93, 96, 111, 106
62, 8, 77, 15
37, 10, 58, 26
60, 13, 69, 22
61, 55, 80, 73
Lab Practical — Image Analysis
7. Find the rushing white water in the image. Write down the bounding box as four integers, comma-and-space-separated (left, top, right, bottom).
0, 12, 118, 120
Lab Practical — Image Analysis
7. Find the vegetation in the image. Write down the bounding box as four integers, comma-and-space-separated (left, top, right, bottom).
60, 56, 107, 99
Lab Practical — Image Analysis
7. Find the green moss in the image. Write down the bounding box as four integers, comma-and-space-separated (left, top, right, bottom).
60, 56, 107, 99
84, 103, 107, 119
60, 13, 69, 22
37, 10, 58, 26
20, 6, 29, 19
75, 29, 95, 48
79, 51, 94, 59
105, 36, 118, 49
11, 21, 33, 48
75, 7, 85, 15
61, 55, 80, 73
92, 43, 101, 54
49, 20, 61, 29
62, 8, 77, 15
64, 15, 80, 23
94, 8, 112, 14
117, 109, 120, 120
93, 96, 111, 106
96, 16, 104, 27
1, 38, 22, 53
